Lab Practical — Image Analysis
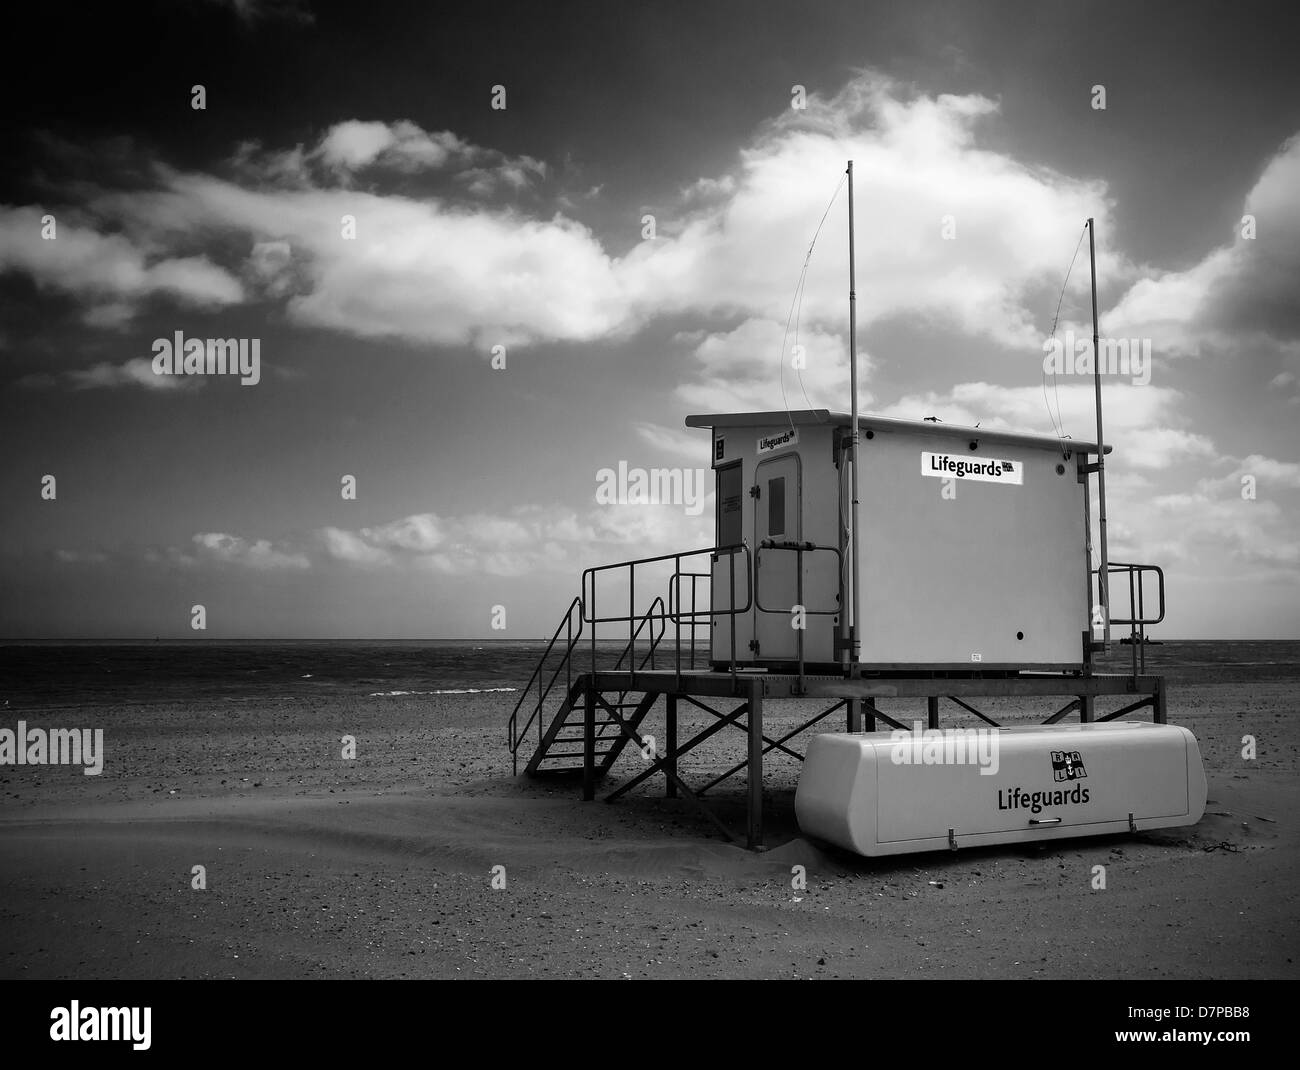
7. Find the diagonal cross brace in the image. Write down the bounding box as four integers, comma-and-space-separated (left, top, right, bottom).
596, 691, 659, 773
697, 700, 845, 796
861, 700, 909, 732
1097, 696, 1157, 722
601, 693, 747, 801
946, 695, 1002, 728
1042, 699, 1081, 725
679, 693, 804, 762
598, 692, 743, 842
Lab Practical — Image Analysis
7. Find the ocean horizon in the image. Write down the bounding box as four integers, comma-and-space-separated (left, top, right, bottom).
2, 639, 1297, 710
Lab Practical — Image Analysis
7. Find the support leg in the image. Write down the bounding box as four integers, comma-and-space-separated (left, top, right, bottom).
927, 695, 940, 730
583, 683, 596, 801
1154, 681, 1167, 724
666, 695, 678, 798
847, 697, 863, 733
864, 698, 877, 733
1080, 694, 1094, 724
748, 682, 764, 850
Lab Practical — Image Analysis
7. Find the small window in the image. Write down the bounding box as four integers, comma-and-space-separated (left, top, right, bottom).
768, 476, 785, 538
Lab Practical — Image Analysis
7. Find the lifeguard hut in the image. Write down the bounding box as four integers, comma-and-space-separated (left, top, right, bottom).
505, 169, 1205, 855
694, 409, 1100, 674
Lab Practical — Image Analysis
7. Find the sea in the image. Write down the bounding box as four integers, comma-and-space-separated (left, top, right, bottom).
0, 639, 1296, 711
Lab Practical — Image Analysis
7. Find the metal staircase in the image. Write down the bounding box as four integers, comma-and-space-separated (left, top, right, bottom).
507, 597, 668, 776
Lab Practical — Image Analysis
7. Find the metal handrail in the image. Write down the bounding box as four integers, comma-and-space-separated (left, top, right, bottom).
753, 540, 843, 688
507, 596, 583, 768
600, 598, 670, 744
581, 545, 750, 622
1102, 562, 1165, 627
582, 543, 753, 688
753, 540, 843, 615
668, 571, 710, 671
612, 596, 667, 672
1098, 561, 1165, 677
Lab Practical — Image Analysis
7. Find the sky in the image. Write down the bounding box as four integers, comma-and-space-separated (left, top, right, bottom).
1, 0, 1297, 639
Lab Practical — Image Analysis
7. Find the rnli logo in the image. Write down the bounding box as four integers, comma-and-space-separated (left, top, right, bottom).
1051, 750, 1087, 782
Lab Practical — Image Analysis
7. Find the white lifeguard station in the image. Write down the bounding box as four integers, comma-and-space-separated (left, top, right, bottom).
505, 166, 1205, 854
690, 409, 1101, 674
504, 401, 1202, 854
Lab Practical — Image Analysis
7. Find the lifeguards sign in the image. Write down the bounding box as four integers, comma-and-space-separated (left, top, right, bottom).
921, 451, 1023, 485
757, 428, 799, 454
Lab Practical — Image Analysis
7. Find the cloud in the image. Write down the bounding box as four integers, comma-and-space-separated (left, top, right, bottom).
9, 72, 1297, 434
94, 168, 625, 347
1143, 493, 1298, 573
17, 357, 199, 392
675, 317, 870, 413
191, 532, 310, 571
618, 73, 1123, 348
230, 119, 546, 192
872, 380, 1221, 470
634, 421, 708, 459
1104, 133, 1300, 357
318, 527, 391, 566
315, 120, 455, 173
1229, 454, 1300, 491
53, 549, 109, 564
883, 382, 1298, 582
0, 205, 244, 324
157, 502, 712, 583
4, 73, 1127, 350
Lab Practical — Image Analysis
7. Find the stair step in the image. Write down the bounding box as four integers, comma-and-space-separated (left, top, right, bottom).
541, 749, 616, 760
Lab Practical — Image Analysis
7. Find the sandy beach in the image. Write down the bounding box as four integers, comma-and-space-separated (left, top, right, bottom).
1, 650, 1296, 980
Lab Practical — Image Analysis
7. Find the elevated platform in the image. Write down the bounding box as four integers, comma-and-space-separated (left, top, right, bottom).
504, 551, 1172, 851
588, 668, 1166, 708
521, 667, 1167, 849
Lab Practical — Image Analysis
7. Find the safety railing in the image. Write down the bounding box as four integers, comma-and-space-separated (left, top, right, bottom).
612, 596, 668, 672
754, 540, 843, 686
667, 570, 710, 672
582, 543, 753, 689
1095, 562, 1165, 677
507, 595, 583, 772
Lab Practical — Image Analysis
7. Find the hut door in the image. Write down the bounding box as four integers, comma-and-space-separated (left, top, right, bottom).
710, 462, 745, 666
753, 453, 801, 661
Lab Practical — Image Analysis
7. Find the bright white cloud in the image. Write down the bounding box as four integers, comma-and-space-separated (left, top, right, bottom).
872, 380, 1219, 469
0, 205, 243, 322
619, 73, 1122, 348
7, 75, 1129, 350
675, 317, 871, 413
1105, 133, 1300, 356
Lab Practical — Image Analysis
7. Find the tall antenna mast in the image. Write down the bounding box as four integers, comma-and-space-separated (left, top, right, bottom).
1087, 217, 1110, 647
847, 161, 861, 675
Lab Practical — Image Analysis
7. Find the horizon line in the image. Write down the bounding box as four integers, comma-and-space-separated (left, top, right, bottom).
1, 636, 1294, 643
